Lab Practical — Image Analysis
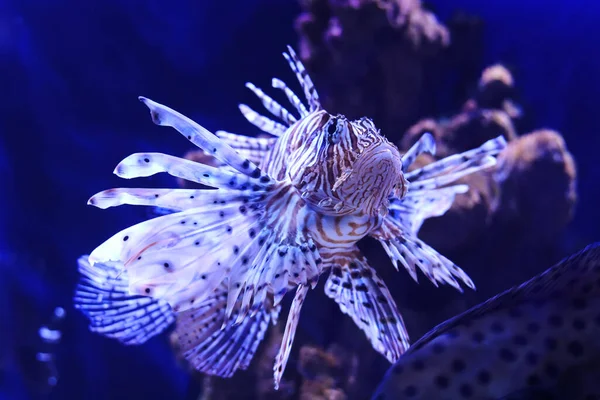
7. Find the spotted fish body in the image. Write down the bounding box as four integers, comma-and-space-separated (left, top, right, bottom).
372, 244, 600, 400
77, 46, 507, 388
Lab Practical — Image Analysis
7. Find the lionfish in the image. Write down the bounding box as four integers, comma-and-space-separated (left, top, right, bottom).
75, 46, 506, 388
372, 243, 600, 400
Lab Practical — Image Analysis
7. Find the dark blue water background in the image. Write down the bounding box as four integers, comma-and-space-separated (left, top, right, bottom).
1, 1, 599, 399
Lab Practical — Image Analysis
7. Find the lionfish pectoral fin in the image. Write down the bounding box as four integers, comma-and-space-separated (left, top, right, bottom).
401, 132, 437, 169
388, 184, 469, 235
404, 135, 507, 183
138, 96, 272, 181
87, 98, 289, 314
324, 250, 410, 363
74, 256, 176, 345
174, 281, 279, 378
388, 135, 507, 234
222, 185, 322, 326
274, 284, 309, 390
215, 130, 276, 165
372, 220, 475, 291
371, 136, 508, 291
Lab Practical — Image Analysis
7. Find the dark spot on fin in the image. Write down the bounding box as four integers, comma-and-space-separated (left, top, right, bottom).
150, 110, 161, 125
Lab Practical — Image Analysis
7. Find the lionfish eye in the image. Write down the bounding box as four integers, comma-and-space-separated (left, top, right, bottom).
327, 117, 341, 144
327, 118, 338, 135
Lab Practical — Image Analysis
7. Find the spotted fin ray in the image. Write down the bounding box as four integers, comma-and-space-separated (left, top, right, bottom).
215, 130, 276, 152
282, 46, 320, 113
238, 46, 316, 138
88, 195, 261, 312
215, 130, 275, 166
400, 132, 436, 170
371, 135, 507, 291
239, 104, 288, 137
173, 280, 279, 378
324, 250, 410, 364
387, 185, 469, 236
273, 284, 308, 389
222, 187, 322, 324
376, 219, 474, 290
89, 183, 317, 324
138, 97, 270, 180
405, 135, 507, 186
87, 96, 322, 317
191, 129, 275, 169
271, 77, 309, 117
75, 255, 279, 378
243, 82, 298, 128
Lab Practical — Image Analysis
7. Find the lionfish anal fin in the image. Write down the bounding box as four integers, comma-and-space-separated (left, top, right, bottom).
324, 249, 411, 363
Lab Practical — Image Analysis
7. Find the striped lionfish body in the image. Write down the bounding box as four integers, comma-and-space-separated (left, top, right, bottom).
75, 46, 507, 388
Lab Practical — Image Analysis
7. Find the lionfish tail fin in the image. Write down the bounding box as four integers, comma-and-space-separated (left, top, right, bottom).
74, 255, 176, 345
324, 252, 410, 363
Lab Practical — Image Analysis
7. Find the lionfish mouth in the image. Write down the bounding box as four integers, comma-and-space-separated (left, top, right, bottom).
349, 144, 407, 214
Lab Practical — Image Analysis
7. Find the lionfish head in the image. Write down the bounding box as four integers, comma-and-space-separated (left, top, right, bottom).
291, 112, 407, 217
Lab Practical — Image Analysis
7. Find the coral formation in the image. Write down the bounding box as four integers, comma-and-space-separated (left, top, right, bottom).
405, 66, 577, 288
294, 0, 450, 137
297, 344, 357, 400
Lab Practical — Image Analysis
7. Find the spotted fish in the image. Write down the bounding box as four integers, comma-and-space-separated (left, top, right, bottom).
78, 46, 506, 388
372, 243, 600, 400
